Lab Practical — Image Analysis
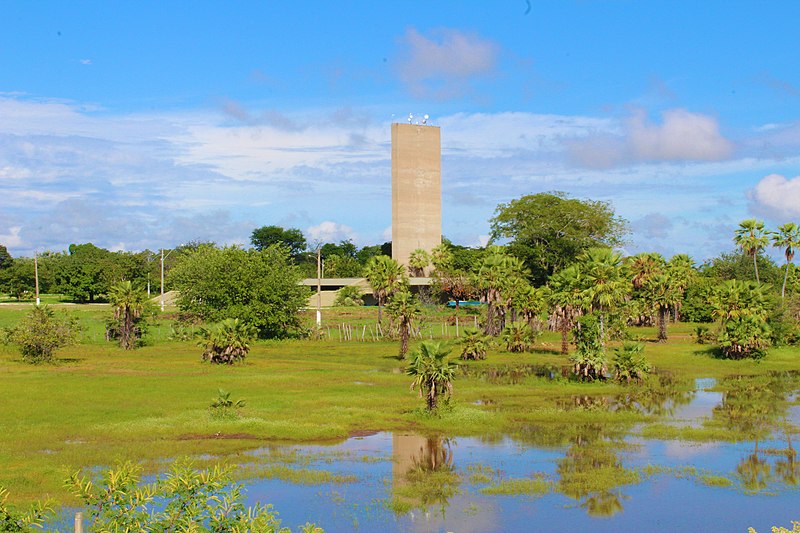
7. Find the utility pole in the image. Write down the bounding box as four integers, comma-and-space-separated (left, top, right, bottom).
160, 248, 174, 312
316, 246, 322, 327
34, 253, 40, 306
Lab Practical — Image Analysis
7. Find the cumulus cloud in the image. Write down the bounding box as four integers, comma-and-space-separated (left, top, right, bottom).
748, 173, 800, 218
306, 221, 358, 244
396, 28, 498, 99
568, 108, 734, 168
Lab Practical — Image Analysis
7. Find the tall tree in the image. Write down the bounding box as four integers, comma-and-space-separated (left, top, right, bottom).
407, 340, 458, 411
665, 254, 696, 322
0, 244, 12, 270
407, 249, 431, 277
489, 192, 627, 284
734, 219, 769, 283
473, 247, 527, 336
363, 255, 407, 323
644, 273, 682, 341
547, 265, 584, 355
578, 247, 628, 345
771, 222, 800, 298
108, 281, 149, 350
386, 289, 422, 359
250, 225, 307, 259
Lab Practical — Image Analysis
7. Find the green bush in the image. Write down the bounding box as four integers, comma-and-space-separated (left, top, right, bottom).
611, 342, 651, 384
333, 285, 364, 307
459, 327, 489, 360
8, 306, 78, 363
66, 459, 321, 532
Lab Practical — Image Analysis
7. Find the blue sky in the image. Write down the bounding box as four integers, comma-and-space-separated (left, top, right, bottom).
2, 1, 800, 263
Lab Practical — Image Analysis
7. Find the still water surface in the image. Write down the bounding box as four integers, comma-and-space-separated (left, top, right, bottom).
244, 375, 799, 533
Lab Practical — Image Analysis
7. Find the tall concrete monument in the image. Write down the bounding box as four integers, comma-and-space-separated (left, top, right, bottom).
391, 122, 441, 268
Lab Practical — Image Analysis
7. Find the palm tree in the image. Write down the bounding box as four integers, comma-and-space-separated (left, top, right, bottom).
772, 222, 800, 298
386, 289, 421, 359
108, 281, 148, 350
645, 273, 682, 341
626, 252, 665, 290
578, 247, 628, 345
734, 219, 769, 283
666, 254, 695, 322
407, 340, 458, 411
407, 249, 431, 277
473, 247, 528, 336
364, 255, 407, 323
459, 327, 488, 360
197, 318, 257, 364
547, 266, 584, 355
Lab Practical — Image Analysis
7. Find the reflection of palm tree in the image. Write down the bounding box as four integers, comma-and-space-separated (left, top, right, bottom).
736, 452, 772, 493
556, 434, 636, 518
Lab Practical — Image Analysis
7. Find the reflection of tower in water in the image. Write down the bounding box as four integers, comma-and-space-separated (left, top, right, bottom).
391, 433, 457, 512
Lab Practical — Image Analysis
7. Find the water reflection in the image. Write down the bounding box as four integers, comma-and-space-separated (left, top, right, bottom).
391, 434, 460, 515
461, 363, 566, 384
711, 372, 800, 493
555, 425, 637, 517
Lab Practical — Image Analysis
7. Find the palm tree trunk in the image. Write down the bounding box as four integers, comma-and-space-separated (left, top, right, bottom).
753, 253, 760, 283
782, 264, 789, 299
561, 325, 569, 355
657, 306, 668, 342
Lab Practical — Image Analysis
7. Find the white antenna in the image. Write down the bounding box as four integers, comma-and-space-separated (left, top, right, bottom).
408, 113, 413, 124
422, 114, 429, 125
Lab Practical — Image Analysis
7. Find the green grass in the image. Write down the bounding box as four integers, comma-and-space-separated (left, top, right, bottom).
0, 305, 798, 506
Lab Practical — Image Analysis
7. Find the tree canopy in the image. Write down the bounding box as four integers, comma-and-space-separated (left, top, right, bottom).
168, 244, 309, 338
489, 192, 628, 284
250, 225, 307, 259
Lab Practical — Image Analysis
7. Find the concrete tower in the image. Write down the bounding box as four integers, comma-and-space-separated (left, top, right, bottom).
391, 123, 441, 269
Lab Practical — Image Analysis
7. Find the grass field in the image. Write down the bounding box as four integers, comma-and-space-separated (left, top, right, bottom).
1, 301, 798, 505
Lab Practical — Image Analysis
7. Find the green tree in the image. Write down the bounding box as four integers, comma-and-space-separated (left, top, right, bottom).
0, 244, 12, 270
489, 192, 628, 284
473, 247, 528, 336
250, 225, 307, 259
571, 313, 607, 380
407, 248, 431, 277
333, 285, 364, 306
9, 306, 78, 363
547, 265, 584, 355
734, 219, 770, 283
407, 340, 458, 411
169, 245, 309, 338
386, 289, 421, 359
578, 247, 628, 344
612, 342, 651, 384
709, 280, 772, 358
772, 222, 800, 298
363, 255, 407, 323
665, 253, 696, 322
645, 272, 682, 341
501, 321, 537, 353
108, 281, 150, 349
53, 243, 113, 302
198, 318, 257, 364
0, 258, 36, 300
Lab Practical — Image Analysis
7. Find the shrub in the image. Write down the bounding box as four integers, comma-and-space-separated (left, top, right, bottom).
570, 314, 607, 381
210, 389, 245, 420
65, 459, 320, 532
501, 321, 537, 353
8, 306, 78, 363
459, 327, 489, 360
0, 486, 53, 531
333, 285, 364, 307
611, 342, 651, 384
198, 318, 257, 364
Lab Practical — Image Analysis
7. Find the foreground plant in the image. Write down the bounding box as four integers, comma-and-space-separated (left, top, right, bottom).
407, 340, 458, 411
198, 318, 257, 364
7, 306, 77, 363
66, 459, 321, 532
211, 388, 245, 419
612, 342, 651, 384
570, 314, 607, 381
0, 486, 53, 531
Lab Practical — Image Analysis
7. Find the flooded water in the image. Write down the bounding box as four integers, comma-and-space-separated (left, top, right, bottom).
242, 373, 800, 533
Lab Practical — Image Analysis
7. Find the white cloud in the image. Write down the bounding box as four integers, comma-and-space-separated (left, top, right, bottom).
396, 28, 498, 99
0, 226, 22, 248
306, 221, 357, 244
568, 108, 734, 168
749, 173, 800, 218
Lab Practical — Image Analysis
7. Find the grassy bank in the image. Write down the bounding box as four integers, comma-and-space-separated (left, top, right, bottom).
0, 304, 798, 504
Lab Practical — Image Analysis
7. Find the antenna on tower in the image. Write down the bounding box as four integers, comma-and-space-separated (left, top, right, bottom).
422, 114, 429, 125
408, 113, 413, 124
